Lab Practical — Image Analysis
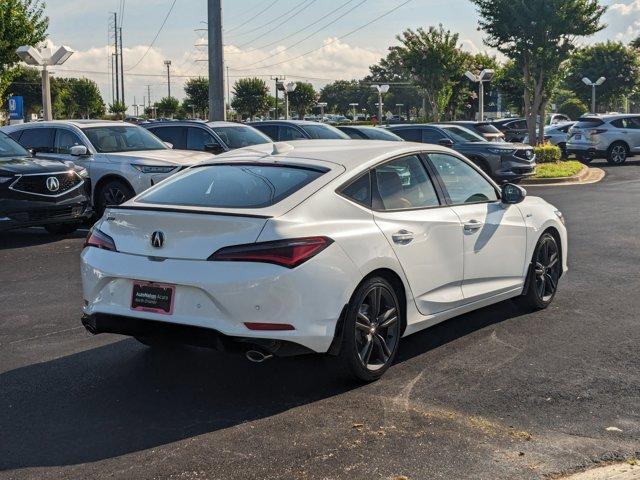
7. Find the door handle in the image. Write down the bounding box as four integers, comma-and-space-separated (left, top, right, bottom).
392, 230, 414, 245
463, 220, 484, 231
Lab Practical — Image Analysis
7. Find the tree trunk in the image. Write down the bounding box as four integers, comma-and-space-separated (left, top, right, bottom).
523, 63, 536, 146
538, 99, 547, 145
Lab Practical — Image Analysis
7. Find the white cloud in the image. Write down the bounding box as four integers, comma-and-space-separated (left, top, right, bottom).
610, 0, 640, 15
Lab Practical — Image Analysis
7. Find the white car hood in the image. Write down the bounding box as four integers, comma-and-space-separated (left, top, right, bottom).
103, 149, 215, 166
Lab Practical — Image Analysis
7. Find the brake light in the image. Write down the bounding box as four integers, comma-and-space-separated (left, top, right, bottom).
588, 129, 607, 135
210, 236, 333, 268
85, 227, 117, 251
244, 322, 295, 331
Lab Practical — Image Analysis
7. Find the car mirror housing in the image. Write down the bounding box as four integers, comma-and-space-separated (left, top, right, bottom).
438, 138, 454, 148
501, 183, 526, 204
70, 145, 88, 156
204, 142, 225, 155
164, 141, 174, 149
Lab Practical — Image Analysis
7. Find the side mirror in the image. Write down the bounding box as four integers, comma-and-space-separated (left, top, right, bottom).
164, 141, 174, 149
204, 142, 225, 155
501, 183, 526, 204
438, 138, 454, 148
70, 145, 88, 156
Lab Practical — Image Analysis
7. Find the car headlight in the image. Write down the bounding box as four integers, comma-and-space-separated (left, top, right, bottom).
487, 147, 515, 155
554, 210, 565, 225
75, 167, 89, 178
131, 165, 178, 174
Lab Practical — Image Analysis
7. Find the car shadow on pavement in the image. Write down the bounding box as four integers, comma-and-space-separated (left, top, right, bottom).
0, 300, 529, 471
0, 228, 87, 250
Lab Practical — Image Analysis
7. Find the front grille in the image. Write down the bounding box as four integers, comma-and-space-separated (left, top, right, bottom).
513, 166, 534, 174
9, 204, 85, 222
514, 149, 534, 161
11, 171, 83, 196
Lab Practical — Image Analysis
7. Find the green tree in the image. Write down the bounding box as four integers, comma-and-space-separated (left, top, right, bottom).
4, 65, 41, 117
183, 76, 208, 117
0, 0, 48, 102
564, 42, 640, 112
472, 0, 606, 144
109, 101, 127, 119
558, 97, 588, 119
319, 80, 372, 116
494, 60, 524, 115
156, 96, 179, 117
287, 81, 316, 119
53, 77, 105, 118
231, 77, 270, 120
391, 25, 469, 121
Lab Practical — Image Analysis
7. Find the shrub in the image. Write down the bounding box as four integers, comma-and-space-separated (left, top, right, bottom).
534, 144, 562, 163
558, 98, 588, 120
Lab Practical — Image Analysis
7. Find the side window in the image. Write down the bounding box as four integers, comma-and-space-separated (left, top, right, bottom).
341, 128, 364, 139
278, 126, 305, 141
253, 124, 277, 140
340, 171, 371, 207
374, 155, 440, 210
18, 128, 55, 153
428, 153, 498, 205
187, 127, 216, 150
393, 128, 421, 142
54, 129, 83, 154
558, 125, 571, 133
8, 131, 22, 142
611, 119, 624, 129
149, 126, 186, 149
422, 128, 445, 144
627, 117, 640, 129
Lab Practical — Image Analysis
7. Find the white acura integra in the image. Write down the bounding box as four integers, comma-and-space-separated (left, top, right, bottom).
81, 140, 567, 381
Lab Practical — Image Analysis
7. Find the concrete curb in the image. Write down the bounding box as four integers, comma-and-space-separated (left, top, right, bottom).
558, 462, 640, 479
521, 166, 605, 187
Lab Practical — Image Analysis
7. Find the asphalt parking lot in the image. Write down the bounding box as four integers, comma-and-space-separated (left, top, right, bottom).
1, 160, 639, 480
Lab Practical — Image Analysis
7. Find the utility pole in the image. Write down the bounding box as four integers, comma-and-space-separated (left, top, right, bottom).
271, 76, 284, 120
208, 0, 225, 120
164, 60, 172, 97
147, 84, 151, 108
226, 64, 230, 113
113, 12, 120, 103
119, 25, 125, 105
111, 53, 116, 104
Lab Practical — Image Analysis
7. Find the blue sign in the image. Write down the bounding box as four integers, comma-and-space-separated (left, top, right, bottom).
9, 96, 24, 120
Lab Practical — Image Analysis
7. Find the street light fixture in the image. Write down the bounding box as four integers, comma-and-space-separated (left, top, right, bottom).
16, 42, 74, 121
284, 81, 297, 120
349, 102, 358, 122
371, 84, 389, 123
465, 69, 494, 121
395, 103, 404, 120
164, 60, 172, 98
316, 102, 328, 120
582, 76, 606, 114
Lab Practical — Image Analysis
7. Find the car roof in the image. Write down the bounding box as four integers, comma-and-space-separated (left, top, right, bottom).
145, 120, 245, 128
4, 120, 132, 129
205, 139, 452, 173
579, 113, 639, 120
249, 120, 329, 126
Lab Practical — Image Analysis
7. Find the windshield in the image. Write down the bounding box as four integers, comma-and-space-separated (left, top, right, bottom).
441, 126, 485, 143
210, 125, 271, 149
474, 124, 502, 134
83, 125, 167, 153
300, 124, 350, 139
362, 128, 404, 141
0, 132, 30, 159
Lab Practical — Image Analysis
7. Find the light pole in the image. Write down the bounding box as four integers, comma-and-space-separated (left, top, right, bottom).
465, 69, 495, 120
349, 102, 358, 122
16, 43, 74, 121
316, 102, 328, 120
284, 81, 297, 120
395, 103, 404, 120
164, 60, 172, 98
188, 104, 196, 118
582, 77, 606, 114
371, 84, 389, 123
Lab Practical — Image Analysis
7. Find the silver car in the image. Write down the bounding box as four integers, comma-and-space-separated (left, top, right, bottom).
566, 114, 640, 164
524, 122, 575, 157
2, 120, 214, 214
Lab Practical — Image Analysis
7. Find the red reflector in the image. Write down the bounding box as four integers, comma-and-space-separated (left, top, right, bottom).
244, 322, 295, 331
210, 236, 333, 268
85, 227, 117, 251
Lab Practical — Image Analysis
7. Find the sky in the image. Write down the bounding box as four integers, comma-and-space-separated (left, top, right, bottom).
41, 0, 639, 111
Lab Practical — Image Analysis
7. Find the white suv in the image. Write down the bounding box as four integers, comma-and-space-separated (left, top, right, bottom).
566, 114, 640, 164
2, 120, 215, 214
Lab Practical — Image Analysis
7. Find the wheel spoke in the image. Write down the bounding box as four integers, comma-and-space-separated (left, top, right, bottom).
369, 287, 381, 318
548, 253, 558, 269
537, 274, 546, 297
545, 273, 557, 292
375, 333, 391, 360
357, 311, 371, 327
379, 314, 398, 329
360, 337, 374, 365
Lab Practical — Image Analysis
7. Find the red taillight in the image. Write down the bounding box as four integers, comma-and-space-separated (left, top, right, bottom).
244, 322, 295, 331
85, 227, 117, 251
210, 236, 333, 268
588, 128, 607, 135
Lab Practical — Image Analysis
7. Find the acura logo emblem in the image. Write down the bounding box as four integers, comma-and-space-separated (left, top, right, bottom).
46, 176, 60, 192
151, 231, 165, 248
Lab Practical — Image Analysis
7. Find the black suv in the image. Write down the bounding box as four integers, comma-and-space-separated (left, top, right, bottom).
490, 118, 528, 142
0, 131, 92, 234
143, 120, 271, 153
248, 120, 349, 141
386, 124, 535, 182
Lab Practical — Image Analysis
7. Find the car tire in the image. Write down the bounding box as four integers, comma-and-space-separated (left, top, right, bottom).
607, 142, 628, 165
96, 179, 134, 216
558, 142, 567, 158
44, 223, 80, 235
515, 232, 561, 311
336, 276, 402, 382
577, 153, 594, 164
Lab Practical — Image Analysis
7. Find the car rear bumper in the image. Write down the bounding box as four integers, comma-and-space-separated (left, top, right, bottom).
566, 144, 607, 158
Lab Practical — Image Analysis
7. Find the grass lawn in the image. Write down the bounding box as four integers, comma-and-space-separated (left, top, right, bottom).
533, 160, 584, 179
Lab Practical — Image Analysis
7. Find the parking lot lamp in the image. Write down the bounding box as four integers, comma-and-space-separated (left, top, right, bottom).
349, 102, 358, 121
284, 81, 297, 120
371, 85, 389, 122
317, 102, 328, 120
396, 103, 404, 119
465, 69, 495, 121
16, 43, 74, 121
582, 77, 606, 114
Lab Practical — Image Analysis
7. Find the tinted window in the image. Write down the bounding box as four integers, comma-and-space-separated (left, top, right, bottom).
393, 128, 421, 142
575, 118, 604, 128
428, 153, 498, 204
440, 126, 484, 142
279, 126, 305, 141
611, 117, 640, 129
55, 129, 83, 154
474, 124, 502, 134
252, 124, 277, 140
340, 127, 365, 139
300, 124, 349, 139
85, 125, 167, 152
187, 127, 215, 150
148, 126, 186, 149
340, 172, 371, 207
557, 124, 573, 133
374, 155, 439, 210
361, 128, 403, 141
422, 128, 446, 144
211, 125, 271, 149
8, 131, 22, 142
0, 132, 29, 159
510, 120, 527, 130
18, 128, 55, 153
137, 164, 326, 208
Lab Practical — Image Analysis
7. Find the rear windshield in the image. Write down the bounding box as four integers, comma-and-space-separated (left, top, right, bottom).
210, 125, 271, 149
137, 164, 326, 209
300, 124, 350, 139
575, 118, 605, 128
361, 127, 404, 141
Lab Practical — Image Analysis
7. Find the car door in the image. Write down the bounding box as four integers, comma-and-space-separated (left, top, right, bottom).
17, 127, 55, 156
371, 154, 465, 315
625, 116, 640, 153
427, 152, 526, 301
186, 126, 221, 151
46, 128, 93, 172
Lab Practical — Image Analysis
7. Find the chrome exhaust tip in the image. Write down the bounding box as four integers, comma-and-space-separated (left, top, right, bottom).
245, 349, 274, 363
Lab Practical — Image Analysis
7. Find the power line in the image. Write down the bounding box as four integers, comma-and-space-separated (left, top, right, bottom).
230, 0, 413, 71
224, 0, 279, 34
225, 0, 309, 38
125, 0, 177, 71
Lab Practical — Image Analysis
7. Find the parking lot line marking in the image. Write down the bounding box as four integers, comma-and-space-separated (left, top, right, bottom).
6, 325, 84, 346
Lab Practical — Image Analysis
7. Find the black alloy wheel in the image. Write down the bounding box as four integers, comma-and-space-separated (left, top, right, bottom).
97, 179, 134, 216
517, 232, 561, 310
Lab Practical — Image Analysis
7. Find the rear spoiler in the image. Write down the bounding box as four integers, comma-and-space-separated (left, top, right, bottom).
106, 204, 272, 219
